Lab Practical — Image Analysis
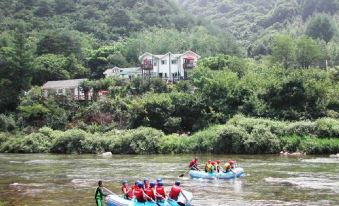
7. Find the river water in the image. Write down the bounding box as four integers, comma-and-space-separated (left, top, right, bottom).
0, 154, 338, 206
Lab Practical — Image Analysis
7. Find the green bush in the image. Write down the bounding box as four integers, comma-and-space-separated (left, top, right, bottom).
228, 115, 287, 136
0, 114, 16, 132
50, 129, 90, 154
300, 136, 339, 154
284, 121, 316, 137
108, 127, 164, 154
314, 118, 339, 138
158, 134, 190, 154
243, 125, 281, 154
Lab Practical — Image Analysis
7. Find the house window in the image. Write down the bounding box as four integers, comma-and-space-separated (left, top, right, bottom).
161, 60, 167, 65
57, 89, 63, 95
171, 60, 177, 64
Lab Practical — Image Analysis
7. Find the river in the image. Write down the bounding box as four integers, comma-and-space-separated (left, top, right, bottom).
0, 154, 338, 206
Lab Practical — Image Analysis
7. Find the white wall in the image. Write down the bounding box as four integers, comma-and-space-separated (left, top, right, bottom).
140, 51, 200, 80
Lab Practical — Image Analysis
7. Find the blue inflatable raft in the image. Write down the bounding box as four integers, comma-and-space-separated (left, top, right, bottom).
106, 190, 193, 206
189, 167, 244, 179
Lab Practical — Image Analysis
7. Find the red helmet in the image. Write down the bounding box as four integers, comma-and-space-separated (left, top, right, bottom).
207, 160, 211, 163
216, 160, 221, 164
228, 159, 235, 164
211, 161, 215, 165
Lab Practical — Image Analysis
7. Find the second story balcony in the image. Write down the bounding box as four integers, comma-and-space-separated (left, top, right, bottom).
141, 63, 153, 70
183, 62, 195, 69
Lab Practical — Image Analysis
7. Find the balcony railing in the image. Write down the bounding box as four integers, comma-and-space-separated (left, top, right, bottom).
141, 64, 153, 70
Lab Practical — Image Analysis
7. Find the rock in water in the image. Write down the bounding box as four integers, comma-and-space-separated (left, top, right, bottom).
102, 152, 112, 157
329, 154, 339, 158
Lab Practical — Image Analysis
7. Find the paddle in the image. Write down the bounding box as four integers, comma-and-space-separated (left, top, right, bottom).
103, 187, 118, 196
143, 191, 161, 206
179, 164, 199, 177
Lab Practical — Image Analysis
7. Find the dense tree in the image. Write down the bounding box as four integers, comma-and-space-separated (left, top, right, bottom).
306, 14, 336, 43
0, 23, 33, 112
37, 31, 82, 56
271, 34, 296, 69
295, 36, 320, 69
302, 0, 339, 20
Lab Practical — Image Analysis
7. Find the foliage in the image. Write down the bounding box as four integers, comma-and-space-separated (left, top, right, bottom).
0, 23, 33, 112
1, 116, 339, 154
271, 34, 296, 69
0, 114, 16, 132
306, 14, 337, 43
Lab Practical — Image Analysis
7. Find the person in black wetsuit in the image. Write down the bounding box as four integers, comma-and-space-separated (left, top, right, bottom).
95, 180, 107, 206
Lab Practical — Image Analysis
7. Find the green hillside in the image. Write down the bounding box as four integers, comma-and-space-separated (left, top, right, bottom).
178, 0, 339, 56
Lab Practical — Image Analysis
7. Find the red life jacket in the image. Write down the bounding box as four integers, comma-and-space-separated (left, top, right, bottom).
134, 188, 145, 202
156, 186, 166, 198
169, 185, 181, 200
121, 185, 133, 199
145, 188, 155, 201
189, 159, 197, 168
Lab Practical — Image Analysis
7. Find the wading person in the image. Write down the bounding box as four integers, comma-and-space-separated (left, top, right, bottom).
95, 180, 107, 206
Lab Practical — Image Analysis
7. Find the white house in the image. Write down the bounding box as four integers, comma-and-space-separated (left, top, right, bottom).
103, 67, 142, 79
42, 79, 91, 100
139, 50, 200, 81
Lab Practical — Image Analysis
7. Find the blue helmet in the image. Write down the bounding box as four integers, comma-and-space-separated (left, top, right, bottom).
137, 183, 144, 188
156, 178, 162, 183
135, 180, 141, 185
144, 178, 149, 182
175, 181, 180, 186
122, 180, 128, 184
158, 182, 164, 186
150, 182, 156, 187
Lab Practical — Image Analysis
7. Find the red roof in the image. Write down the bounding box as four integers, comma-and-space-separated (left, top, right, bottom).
184, 56, 194, 60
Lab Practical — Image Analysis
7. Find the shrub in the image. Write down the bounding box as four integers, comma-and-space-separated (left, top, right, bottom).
300, 136, 339, 154
284, 121, 316, 137
0, 114, 16, 132
243, 125, 281, 154
189, 125, 225, 153
158, 134, 190, 154
228, 115, 287, 136
108, 127, 164, 154
314, 118, 339, 137
50, 129, 90, 154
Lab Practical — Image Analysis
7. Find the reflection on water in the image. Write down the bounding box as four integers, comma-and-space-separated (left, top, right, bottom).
0, 154, 338, 206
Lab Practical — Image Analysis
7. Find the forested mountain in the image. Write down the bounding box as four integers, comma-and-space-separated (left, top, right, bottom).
178, 0, 339, 56
0, 0, 338, 113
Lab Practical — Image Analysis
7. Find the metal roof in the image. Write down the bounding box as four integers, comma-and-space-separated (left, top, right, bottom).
42, 79, 87, 89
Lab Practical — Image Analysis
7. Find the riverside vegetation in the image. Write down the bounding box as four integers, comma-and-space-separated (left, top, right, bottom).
0, 0, 339, 155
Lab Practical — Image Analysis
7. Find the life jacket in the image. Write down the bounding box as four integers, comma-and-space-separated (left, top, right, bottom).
224, 163, 231, 171
189, 159, 197, 168
145, 188, 155, 201
134, 188, 145, 202
169, 185, 181, 200
95, 187, 103, 200
121, 185, 133, 199
156, 186, 166, 198
132, 185, 139, 192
